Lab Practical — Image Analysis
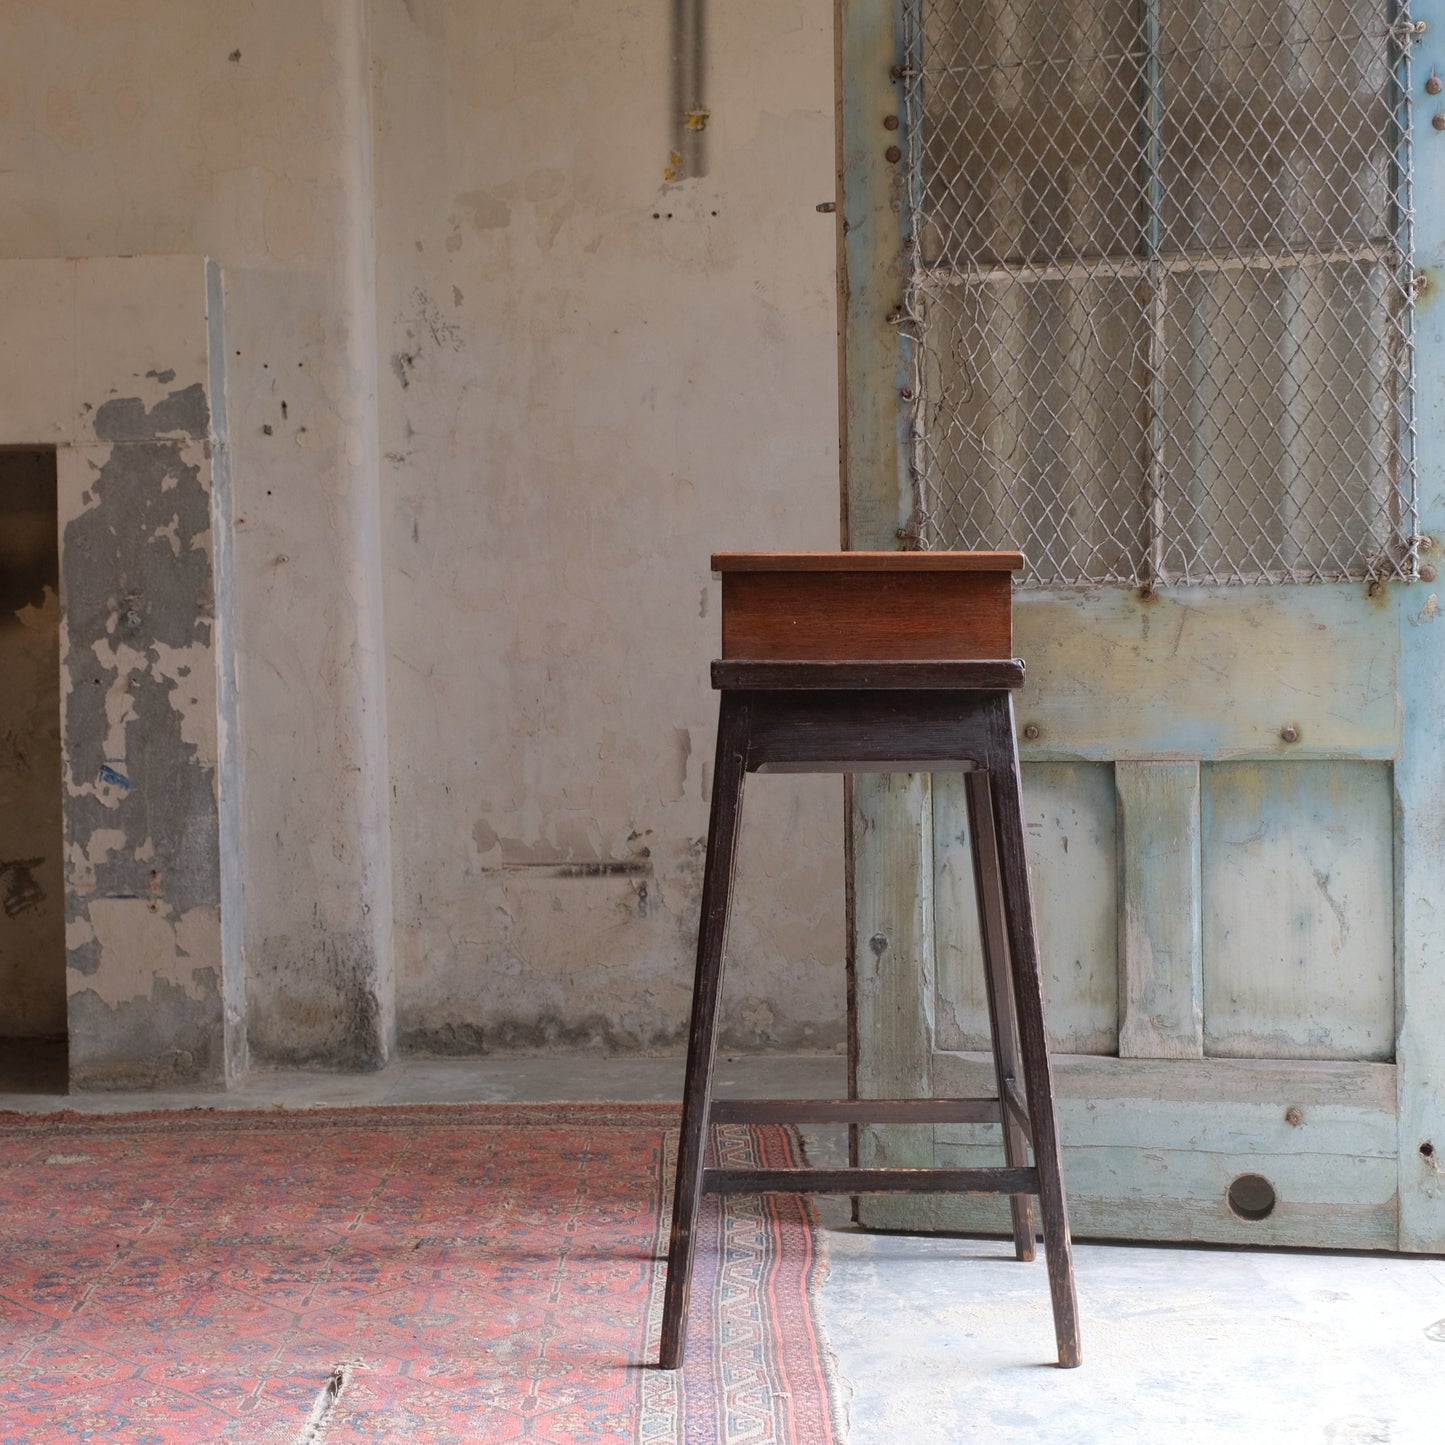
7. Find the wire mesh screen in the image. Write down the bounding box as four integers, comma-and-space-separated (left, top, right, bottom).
901, 0, 1420, 585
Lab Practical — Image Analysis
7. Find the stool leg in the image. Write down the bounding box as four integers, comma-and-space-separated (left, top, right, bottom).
659, 695, 750, 1370
963, 769, 1036, 1263
988, 701, 1082, 1369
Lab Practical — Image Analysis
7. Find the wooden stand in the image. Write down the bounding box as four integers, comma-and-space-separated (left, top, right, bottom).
658, 553, 1081, 1370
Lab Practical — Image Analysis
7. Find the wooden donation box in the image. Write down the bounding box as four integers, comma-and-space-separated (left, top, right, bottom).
658, 551, 1082, 1371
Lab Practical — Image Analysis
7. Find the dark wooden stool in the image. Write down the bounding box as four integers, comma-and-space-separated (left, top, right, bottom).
658, 553, 1081, 1371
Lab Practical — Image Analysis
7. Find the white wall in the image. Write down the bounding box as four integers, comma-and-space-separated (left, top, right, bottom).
373, 1, 845, 1054
0, 0, 844, 1070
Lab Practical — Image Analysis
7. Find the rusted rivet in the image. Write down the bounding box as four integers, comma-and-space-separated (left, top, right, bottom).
1422, 564, 1439, 583
1433, 113, 1445, 131
1280, 725, 1300, 744
1285, 1107, 1303, 1127
1022, 723, 1041, 741
885, 144, 902, 163
1429, 72, 1443, 95
884, 114, 900, 130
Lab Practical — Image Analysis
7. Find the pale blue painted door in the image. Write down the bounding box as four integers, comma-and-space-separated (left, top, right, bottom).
840, 0, 1445, 1250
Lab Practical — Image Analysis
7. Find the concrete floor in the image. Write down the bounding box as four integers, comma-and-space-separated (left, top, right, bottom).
2, 1048, 1442, 1444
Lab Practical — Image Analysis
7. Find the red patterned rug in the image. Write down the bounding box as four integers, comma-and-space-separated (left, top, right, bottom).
0, 1104, 840, 1444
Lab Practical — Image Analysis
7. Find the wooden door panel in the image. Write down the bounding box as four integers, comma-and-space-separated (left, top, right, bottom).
934, 764, 1118, 1055
1201, 761, 1396, 1061
862, 746, 1405, 1243
840, 0, 1445, 1251
863, 1055, 1398, 1247
1013, 588, 1400, 762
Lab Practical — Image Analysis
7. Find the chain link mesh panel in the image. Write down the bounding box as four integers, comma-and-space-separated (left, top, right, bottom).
901, 0, 1420, 585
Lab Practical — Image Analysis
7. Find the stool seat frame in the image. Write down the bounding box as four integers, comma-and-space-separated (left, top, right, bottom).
659, 660, 1081, 1370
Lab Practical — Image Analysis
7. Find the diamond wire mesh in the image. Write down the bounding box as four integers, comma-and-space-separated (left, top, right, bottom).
901, 0, 1420, 585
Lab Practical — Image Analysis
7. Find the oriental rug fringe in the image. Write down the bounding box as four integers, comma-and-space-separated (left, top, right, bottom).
0, 1103, 841, 1444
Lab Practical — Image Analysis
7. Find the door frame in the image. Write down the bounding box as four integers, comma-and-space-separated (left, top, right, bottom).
836, 0, 1445, 1250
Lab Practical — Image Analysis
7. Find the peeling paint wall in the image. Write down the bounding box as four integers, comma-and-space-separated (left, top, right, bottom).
0, 3, 395, 1075
59, 410, 227, 1089
0, 257, 245, 1088
0, 450, 64, 1038
0, 0, 844, 1075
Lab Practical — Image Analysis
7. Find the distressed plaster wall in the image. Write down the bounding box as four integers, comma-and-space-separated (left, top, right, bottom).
0, 256, 243, 1087
0, 2, 395, 1073
0, 0, 844, 1074
0, 450, 64, 1038
372, 0, 846, 1055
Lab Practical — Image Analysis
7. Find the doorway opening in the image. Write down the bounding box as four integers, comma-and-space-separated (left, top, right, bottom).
0, 447, 66, 1091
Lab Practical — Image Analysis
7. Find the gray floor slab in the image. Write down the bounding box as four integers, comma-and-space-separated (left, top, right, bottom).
3, 1051, 1441, 1443
816, 1228, 1445, 1444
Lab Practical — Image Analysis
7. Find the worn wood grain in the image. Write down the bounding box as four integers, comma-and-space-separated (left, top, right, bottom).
1395, 51, 1445, 1250
852, 771, 937, 1202
1201, 761, 1394, 1062
660, 696, 751, 1369
935, 764, 1118, 1055
713, 551, 1025, 572
963, 769, 1038, 1255
720, 569, 1013, 660
934, 1051, 1397, 1110
713, 659, 1026, 691
704, 1165, 1038, 1196
1117, 761, 1203, 1059
1013, 585, 1401, 762
929, 1139, 1398, 1249
710, 1097, 1003, 1125
836, 0, 911, 551
885, 1052, 1400, 1245
838, 0, 937, 1233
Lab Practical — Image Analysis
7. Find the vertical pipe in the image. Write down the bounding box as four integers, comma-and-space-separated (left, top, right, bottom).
670, 0, 709, 180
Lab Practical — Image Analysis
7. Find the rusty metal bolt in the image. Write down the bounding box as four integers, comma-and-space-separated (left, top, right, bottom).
1433, 113, 1445, 131
884, 114, 900, 130
1422, 564, 1439, 583
1280, 725, 1300, 744
1285, 1107, 1303, 1127
1022, 723, 1041, 741
885, 145, 902, 163
1429, 73, 1443, 95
